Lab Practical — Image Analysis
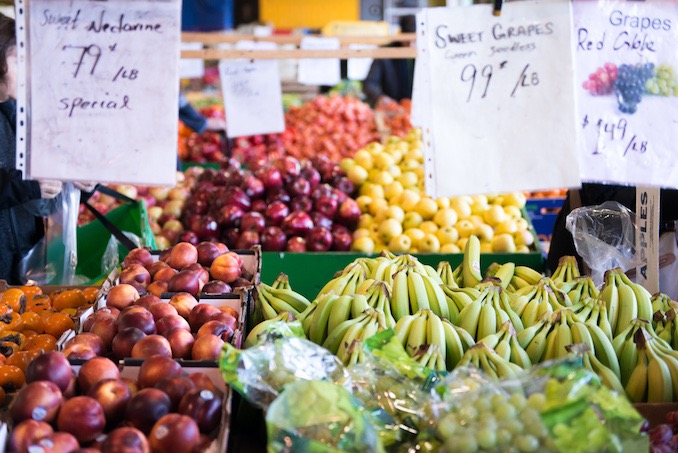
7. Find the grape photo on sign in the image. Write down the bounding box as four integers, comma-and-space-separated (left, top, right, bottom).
574, 0, 678, 187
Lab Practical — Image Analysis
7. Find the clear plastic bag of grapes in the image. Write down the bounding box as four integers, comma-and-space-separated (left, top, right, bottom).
219, 335, 351, 410
266, 379, 386, 453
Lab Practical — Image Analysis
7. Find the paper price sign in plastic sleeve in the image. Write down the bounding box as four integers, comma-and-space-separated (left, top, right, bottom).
418, 0, 581, 198
574, 0, 678, 187
16, 0, 181, 186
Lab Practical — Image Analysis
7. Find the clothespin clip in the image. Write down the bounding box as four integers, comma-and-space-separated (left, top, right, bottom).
493, 0, 503, 16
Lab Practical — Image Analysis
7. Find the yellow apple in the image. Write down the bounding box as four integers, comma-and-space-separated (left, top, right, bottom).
418, 234, 441, 253
378, 218, 403, 244
483, 204, 507, 226
374, 152, 395, 170
471, 199, 489, 215
491, 234, 517, 253
359, 182, 384, 200
433, 208, 458, 228
516, 245, 531, 254
456, 219, 475, 238
415, 197, 438, 220
347, 165, 368, 185
385, 205, 405, 223
356, 195, 373, 213
436, 226, 459, 245
503, 205, 523, 220
469, 215, 485, 227
473, 224, 494, 242
457, 237, 469, 251
373, 170, 394, 186
398, 171, 419, 188
451, 200, 472, 220
339, 157, 355, 173
440, 243, 461, 253
404, 228, 426, 244
480, 242, 493, 253
388, 234, 412, 253
369, 198, 389, 217
494, 219, 518, 235
352, 236, 375, 253
436, 197, 451, 210
399, 190, 421, 211
420, 221, 439, 235
514, 229, 535, 247
402, 211, 423, 230
515, 218, 529, 231
353, 228, 371, 239
357, 213, 374, 229
502, 192, 527, 208
353, 149, 373, 170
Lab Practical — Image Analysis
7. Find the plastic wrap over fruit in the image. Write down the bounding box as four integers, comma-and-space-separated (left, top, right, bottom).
219, 336, 350, 410
266, 380, 385, 453
566, 201, 639, 286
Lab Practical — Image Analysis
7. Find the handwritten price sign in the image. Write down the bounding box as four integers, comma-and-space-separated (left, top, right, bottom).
416, 1, 581, 199
574, 0, 678, 188
18, 0, 181, 186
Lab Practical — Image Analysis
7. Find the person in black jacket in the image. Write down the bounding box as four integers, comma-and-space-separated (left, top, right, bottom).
362, 15, 416, 107
0, 14, 93, 284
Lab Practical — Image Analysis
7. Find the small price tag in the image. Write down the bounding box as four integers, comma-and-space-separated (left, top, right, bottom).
179, 42, 205, 80
297, 36, 341, 86
417, 1, 581, 198
17, 0, 181, 186
347, 44, 376, 81
219, 41, 285, 138
574, 0, 678, 188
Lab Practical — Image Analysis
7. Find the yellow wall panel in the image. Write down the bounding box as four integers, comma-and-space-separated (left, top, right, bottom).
260, 0, 360, 29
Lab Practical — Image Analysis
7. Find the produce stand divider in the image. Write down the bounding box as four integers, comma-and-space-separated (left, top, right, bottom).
181, 32, 416, 46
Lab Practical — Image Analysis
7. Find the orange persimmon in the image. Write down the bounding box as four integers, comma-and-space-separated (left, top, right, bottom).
42, 313, 75, 339
1, 288, 26, 313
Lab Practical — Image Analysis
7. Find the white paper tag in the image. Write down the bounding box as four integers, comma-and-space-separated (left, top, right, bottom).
219, 41, 285, 138
298, 36, 341, 86
574, 0, 678, 188
419, 1, 581, 198
21, 0, 181, 186
347, 44, 376, 80
179, 42, 205, 80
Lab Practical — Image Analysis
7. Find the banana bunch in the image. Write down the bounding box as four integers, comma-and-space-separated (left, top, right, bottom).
357, 280, 396, 329
244, 311, 296, 348
566, 343, 625, 394
509, 265, 543, 291
456, 284, 524, 341
550, 255, 581, 286
301, 293, 371, 345
393, 309, 447, 363
334, 308, 388, 365
256, 281, 311, 320
270, 272, 292, 290
510, 278, 571, 327
370, 253, 442, 288
441, 286, 481, 324
391, 265, 449, 321
317, 263, 367, 298
478, 321, 531, 369
456, 343, 525, 381
655, 308, 678, 351
437, 261, 460, 288
571, 296, 614, 340
462, 235, 483, 287
617, 324, 677, 403
600, 268, 653, 337
652, 292, 678, 314
559, 276, 600, 305
412, 344, 446, 371
489, 262, 516, 290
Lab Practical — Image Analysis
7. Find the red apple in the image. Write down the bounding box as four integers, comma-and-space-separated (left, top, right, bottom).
134, 294, 162, 310
24, 355, 75, 394
222, 186, 251, 211
217, 204, 244, 229
289, 196, 313, 213
90, 317, 118, 350
119, 308, 156, 335
156, 314, 191, 336
255, 166, 283, 190
126, 388, 171, 434
168, 270, 201, 296
112, 327, 147, 360
64, 333, 106, 357
10, 380, 62, 423
336, 198, 361, 229
264, 201, 289, 226
196, 241, 223, 267
191, 334, 225, 360
286, 236, 307, 252
201, 280, 232, 294
88, 378, 131, 425
169, 292, 198, 319
131, 335, 172, 359
241, 174, 265, 199
178, 388, 223, 434
288, 178, 311, 198
282, 211, 314, 237
300, 164, 321, 189
189, 304, 221, 331
165, 328, 195, 359
121, 377, 139, 396
236, 230, 260, 249
306, 226, 333, 252
310, 211, 333, 231
119, 264, 151, 288
9, 420, 53, 453
250, 198, 267, 213
101, 427, 150, 453
167, 242, 198, 270
27, 432, 80, 453
240, 211, 266, 233
155, 376, 195, 411
266, 187, 290, 205
122, 248, 154, 269
260, 226, 287, 252
314, 195, 338, 218
106, 284, 140, 311
149, 414, 200, 453
57, 396, 106, 443
78, 357, 120, 394
138, 356, 183, 389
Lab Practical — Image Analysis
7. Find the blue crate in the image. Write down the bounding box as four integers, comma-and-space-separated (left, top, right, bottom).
525, 198, 565, 242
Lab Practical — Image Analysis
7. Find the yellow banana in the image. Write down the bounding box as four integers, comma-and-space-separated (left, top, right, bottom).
617, 272, 653, 322
583, 351, 625, 395
509, 335, 532, 369
317, 269, 352, 297
442, 319, 466, 370
554, 318, 573, 359
437, 261, 458, 288
588, 324, 621, 378
493, 262, 515, 289
624, 348, 648, 403
646, 342, 673, 402
423, 264, 443, 284
618, 337, 640, 387
393, 313, 416, 345
426, 310, 447, 363
256, 288, 281, 320
391, 269, 410, 320
462, 235, 483, 288
570, 321, 594, 353
615, 276, 638, 337
270, 273, 291, 290
477, 304, 498, 341
265, 285, 311, 313
457, 298, 482, 339
513, 266, 543, 285
244, 311, 294, 348
600, 271, 620, 332
408, 268, 430, 313
406, 314, 428, 357
523, 321, 551, 363
323, 313, 368, 354
308, 293, 339, 345
336, 312, 374, 364
327, 295, 353, 334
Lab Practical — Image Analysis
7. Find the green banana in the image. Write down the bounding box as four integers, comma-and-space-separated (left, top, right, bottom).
462, 235, 483, 288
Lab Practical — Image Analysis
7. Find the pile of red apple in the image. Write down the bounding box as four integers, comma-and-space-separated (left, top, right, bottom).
230, 132, 287, 168
178, 104, 227, 164
63, 283, 240, 362
118, 243, 252, 298
8, 351, 223, 452
180, 155, 360, 252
